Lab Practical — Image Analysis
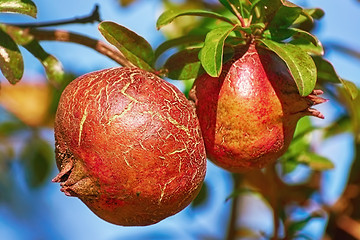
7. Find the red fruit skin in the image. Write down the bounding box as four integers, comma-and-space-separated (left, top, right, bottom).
190, 44, 325, 172
53, 67, 206, 226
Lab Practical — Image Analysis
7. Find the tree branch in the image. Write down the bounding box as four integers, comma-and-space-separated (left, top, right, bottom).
11, 5, 102, 28
29, 29, 135, 67
226, 174, 242, 240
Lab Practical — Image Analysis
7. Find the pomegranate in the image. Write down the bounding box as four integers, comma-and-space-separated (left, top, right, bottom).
53, 67, 206, 226
189, 43, 326, 172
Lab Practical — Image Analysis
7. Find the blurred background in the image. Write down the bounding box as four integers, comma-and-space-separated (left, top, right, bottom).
0, 0, 359, 239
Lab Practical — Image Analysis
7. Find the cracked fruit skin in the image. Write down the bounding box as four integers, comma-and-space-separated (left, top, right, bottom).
53, 67, 206, 226
189, 44, 326, 172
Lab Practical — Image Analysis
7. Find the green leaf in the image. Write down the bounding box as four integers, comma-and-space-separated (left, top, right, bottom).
199, 25, 235, 77
0, 0, 37, 18
0, 120, 26, 136
290, 38, 324, 56
297, 152, 334, 170
154, 35, 205, 59
281, 159, 299, 175
291, 28, 321, 46
251, 0, 282, 24
339, 79, 359, 100
191, 181, 208, 208
219, 0, 251, 19
156, 9, 234, 29
20, 135, 54, 188
24, 41, 65, 86
268, 4, 302, 29
98, 21, 155, 71
259, 39, 316, 96
0, 24, 65, 86
0, 28, 24, 84
164, 48, 203, 80
302, 8, 325, 21
313, 56, 358, 100
287, 212, 323, 237
324, 115, 352, 139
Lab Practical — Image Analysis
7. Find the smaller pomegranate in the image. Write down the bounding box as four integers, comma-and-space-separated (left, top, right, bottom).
190, 43, 326, 172
53, 67, 206, 226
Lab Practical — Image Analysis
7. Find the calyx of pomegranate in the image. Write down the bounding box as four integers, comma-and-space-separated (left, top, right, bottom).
190, 43, 326, 172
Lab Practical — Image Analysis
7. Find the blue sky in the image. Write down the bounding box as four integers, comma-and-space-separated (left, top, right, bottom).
0, 0, 359, 239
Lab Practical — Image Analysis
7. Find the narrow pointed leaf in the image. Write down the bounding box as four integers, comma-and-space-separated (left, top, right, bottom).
293, 8, 324, 29
200, 25, 235, 77
156, 9, 234, 29
291, 28, 321, 46
0, 29, 23, 84
1, 24, 65, 86
290, 39, 324, 56
297, 152, 334, 170
155, 35, 205, 59
24, 41, 65, 86
259, 39, 316, 96
164, 48, 202, 80
98, 21, 155, 71
0, 0, 37, 18
313, 56, 358, 100
251, 0, 282, 24
268, 4, 302, 29
219, 0, 251, 18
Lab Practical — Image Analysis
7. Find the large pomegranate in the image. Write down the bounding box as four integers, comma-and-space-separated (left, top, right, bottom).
53, 67, 206, 226
189, 43, 325, 172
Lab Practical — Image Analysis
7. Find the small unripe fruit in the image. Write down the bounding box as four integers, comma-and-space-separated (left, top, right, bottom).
53, 67, 206, 226
190, 44, 326, 172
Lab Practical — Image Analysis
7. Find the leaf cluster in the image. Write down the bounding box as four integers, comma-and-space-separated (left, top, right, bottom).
0, 0, 65, 86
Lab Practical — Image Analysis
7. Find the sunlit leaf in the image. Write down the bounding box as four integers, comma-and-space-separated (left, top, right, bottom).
20, 135, 54, 188
98, 21, 155, 71
290, 38, 323, 56
24, 41, 65, 86
154, 35, 205, 59
260, 39, 316, 96
0, 29, 24, 84
307, 8, 325, 19
218, 0, 251, 19
281, 159, 299, 175
297, 152, 334, 170
268, 4, 302, 29
156, 9, 234, 29
199, 25, 235, 77
289, 28, 324, 56
293, 8, 324, 26
164, 48, 202, 80
251, 0, 282, 24
0, 0, 37, 18
0, 24, 65, 86
313, 56, 358, 100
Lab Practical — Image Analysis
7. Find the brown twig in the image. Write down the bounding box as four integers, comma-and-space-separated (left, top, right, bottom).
29, 29, 135, 67
225, 174, 242, 240
11, 5, 102, 28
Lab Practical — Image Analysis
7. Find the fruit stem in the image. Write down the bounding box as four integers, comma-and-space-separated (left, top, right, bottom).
29, 29, 135, 67
8, 4, 102, 28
